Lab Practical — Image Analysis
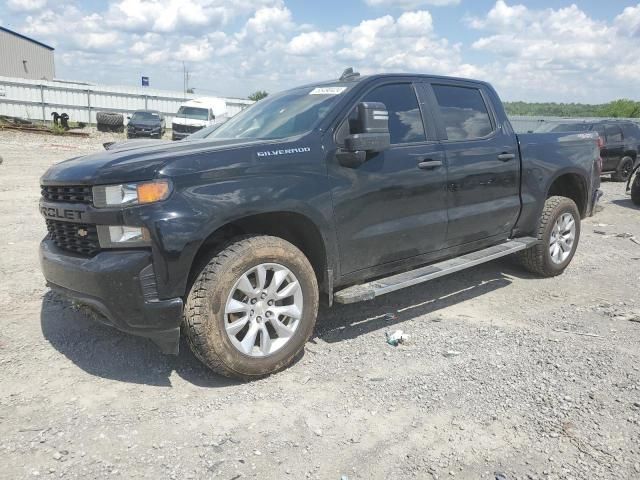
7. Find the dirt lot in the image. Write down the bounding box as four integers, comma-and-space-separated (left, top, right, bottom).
0, 129, 639, 480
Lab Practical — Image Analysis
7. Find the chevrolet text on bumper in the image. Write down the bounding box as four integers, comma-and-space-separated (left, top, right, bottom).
39, 70, 602, 379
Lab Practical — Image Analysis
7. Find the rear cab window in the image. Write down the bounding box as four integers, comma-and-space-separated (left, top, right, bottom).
431, 84, 494, 141
621, 123, 639, 141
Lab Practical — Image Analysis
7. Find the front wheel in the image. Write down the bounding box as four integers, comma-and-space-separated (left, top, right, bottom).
183, 235, 319, 379
517, 196, 581, 277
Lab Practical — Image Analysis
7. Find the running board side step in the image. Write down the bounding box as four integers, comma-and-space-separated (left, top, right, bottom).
333, 237, 539, 304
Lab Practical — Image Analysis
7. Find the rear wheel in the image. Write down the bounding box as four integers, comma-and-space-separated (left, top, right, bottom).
183, 235, 319, 379
517, 196, 581, 277
612, 157, 634, 182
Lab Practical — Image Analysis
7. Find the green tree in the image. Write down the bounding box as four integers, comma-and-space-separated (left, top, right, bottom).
248, 90, 269, 102
504, 99, 640, 118
603, 99, 640, 118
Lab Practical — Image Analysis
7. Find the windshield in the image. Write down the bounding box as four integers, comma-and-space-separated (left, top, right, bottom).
131, 112, 160, 122
550, 123, 592, 132
205, 85, 351, 140
177, 106, 209, 121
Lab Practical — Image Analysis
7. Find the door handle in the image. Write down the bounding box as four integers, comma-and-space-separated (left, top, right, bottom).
498, 153, 516, 161
418, 160, 443, 170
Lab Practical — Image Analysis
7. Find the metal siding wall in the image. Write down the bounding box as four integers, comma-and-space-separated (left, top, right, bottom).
0, 31, 55, 80
0, 75, 253, 125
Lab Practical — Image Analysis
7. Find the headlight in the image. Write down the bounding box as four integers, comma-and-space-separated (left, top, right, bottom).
93, 179, 171, 208
97, 225, 150, 248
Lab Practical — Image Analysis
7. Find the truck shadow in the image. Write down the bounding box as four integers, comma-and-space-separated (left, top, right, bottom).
40, 258, 530, 386
40, 291, 241, 388
315, 258, 526, 344
611, 198, 639, 210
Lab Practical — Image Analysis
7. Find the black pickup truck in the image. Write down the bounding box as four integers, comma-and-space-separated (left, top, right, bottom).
39, 71, 602, 379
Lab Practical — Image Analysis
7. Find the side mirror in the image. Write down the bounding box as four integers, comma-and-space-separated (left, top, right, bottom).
345, 102, 390, 153
338, 102, 390, 168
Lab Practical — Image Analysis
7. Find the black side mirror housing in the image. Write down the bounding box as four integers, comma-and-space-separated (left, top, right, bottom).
343, 101, 391, 154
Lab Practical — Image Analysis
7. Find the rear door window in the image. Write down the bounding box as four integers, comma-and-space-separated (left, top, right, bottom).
605, 125, 623, 143
432, 84, 494, 141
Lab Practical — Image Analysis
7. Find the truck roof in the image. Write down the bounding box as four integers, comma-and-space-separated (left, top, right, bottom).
300, 72, 492, 90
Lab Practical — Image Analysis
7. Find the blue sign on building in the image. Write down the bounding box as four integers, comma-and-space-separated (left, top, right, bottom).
141, 76, 149, 87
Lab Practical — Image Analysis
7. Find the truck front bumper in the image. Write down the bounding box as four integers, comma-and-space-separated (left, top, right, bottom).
171, 131, 190, 141
40, 239, 183, 354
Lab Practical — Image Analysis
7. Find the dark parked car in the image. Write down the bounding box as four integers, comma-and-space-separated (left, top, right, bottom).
551, 120, 640, 182
39, 71, 601, 379
126, 110, 165, 139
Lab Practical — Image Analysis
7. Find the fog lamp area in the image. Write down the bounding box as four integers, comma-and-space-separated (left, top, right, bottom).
97, 225, 150, 248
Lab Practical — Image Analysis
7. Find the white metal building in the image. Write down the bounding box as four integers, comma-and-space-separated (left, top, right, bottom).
0, 26, 55, 80
0, 74, 253, 126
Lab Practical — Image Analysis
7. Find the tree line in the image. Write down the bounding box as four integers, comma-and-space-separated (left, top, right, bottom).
504, 99, 640, 118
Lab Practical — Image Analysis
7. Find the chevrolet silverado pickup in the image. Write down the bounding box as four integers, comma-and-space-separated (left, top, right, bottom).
39, 70, 602, 379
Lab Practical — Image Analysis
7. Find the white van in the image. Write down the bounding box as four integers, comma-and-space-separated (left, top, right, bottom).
171, 98, 229, 141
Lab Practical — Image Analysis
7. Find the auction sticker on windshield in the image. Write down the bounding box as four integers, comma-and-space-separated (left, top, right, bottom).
309, 87, 347, 95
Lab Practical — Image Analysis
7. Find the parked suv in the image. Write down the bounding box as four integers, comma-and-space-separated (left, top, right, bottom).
551, 120, 640, 182
39, 71, 601, 379
126, 110, 165, 139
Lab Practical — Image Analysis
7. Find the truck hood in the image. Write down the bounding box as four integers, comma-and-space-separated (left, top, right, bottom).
41, 137, 264, 185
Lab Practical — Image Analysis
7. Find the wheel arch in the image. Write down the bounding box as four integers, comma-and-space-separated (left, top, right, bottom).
545, 171, 589, 218
188, 210, 332, 294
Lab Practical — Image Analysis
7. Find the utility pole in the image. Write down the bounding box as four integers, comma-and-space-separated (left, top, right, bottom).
182, 62, 190, 99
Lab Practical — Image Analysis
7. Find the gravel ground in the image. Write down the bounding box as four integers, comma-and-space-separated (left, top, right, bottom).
0, 129, 639, 480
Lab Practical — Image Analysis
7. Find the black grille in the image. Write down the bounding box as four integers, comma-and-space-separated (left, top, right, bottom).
172, 123, 202, 134
46, 220, 100, 256
41, 185, 93, 204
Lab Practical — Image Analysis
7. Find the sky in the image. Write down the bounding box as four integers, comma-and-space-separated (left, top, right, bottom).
1, 0, 639, 103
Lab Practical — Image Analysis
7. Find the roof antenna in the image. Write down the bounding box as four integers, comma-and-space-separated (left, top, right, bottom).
340, 67, 360, 81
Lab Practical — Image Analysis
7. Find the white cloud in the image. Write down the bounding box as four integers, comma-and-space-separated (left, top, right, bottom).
174, 38, 213, 62
105, 0, 281, 33
364, 0, 460, 8
615, 4, 640, 37
286, 31, 339, 55
6, 0, 47, 12
468, 1, 640, 102
7, 0, 640, 103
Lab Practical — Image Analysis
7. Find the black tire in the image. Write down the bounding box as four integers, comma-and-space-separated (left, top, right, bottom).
96, 112, 124, 127
517, 196, 581, 277
631, 174, 640, 206
184, 235, 319, 380
611, 157, 634, 182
